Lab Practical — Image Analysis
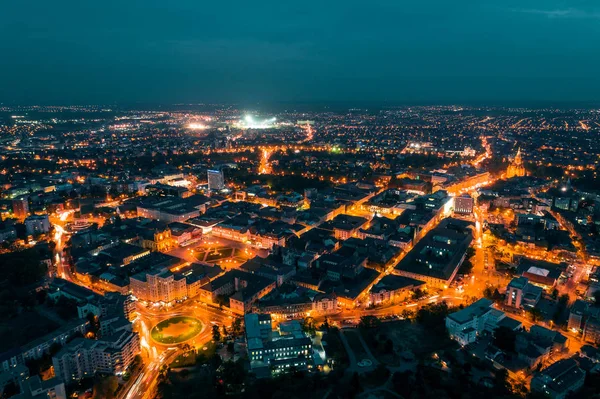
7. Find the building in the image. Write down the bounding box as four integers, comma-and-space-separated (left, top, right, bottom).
368, 275, 425, 306
99, 243, 150, 267
52, 330, 140, 382
583, 310, 600, 345
446, 298, 495, 346
507, 148, 526, 178
445, 298, 520, 346
0, 318, 90, 371
454, 194, 474, 215
24, 215, 51, 236
207, 169, 225, 191
198, 270, 276, 314
0, 225, 17, 243
568, 300, 589, 332
12, 197, 29, 220
505, 277, 542, 309
393, 218, 473, 289
136, 195, 208, 224
517, 258, 565, 290
245, 314, 318, 376
10, 375, 67, 399
130, 269, 188, 303
319, 214, 369, 241
530, 358, 585, 399
137, 222, 176, 252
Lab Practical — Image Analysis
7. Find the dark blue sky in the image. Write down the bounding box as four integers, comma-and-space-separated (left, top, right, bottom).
2, 0, 600, 105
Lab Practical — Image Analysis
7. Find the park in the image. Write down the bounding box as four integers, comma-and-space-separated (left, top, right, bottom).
150, 316, 204, 345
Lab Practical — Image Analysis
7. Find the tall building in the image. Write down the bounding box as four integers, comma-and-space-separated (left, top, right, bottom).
12, 197, 29, 220
505, 277, 542, 309
507, 148, 526, 178
207, 169, 225, 191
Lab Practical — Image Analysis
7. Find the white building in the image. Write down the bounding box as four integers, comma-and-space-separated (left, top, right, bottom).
207, 169, 225, 191
445, 298, 500, 346
52, 330, 140, 382
24, 215, 51, 236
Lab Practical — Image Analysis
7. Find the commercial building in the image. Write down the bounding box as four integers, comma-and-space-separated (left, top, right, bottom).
394, 218, 473, 289
136, 195, 209, 224
245, 314, 320, 376
505, 277, 542, 309
99, 243, 150, 267
207, 169, 225, 191
446, 298, 521, 346
454, 194, 474, 215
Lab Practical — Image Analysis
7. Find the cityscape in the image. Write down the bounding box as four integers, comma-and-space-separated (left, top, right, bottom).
2, 2, 600, 399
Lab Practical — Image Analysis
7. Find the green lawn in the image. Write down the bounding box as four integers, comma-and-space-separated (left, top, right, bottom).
150, 316, 203, 344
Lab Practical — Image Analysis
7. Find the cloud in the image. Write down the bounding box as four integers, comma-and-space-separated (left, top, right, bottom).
511, 7, 600, 19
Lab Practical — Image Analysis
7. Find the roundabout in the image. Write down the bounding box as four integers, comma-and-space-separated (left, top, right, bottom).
150, 316, 204, 345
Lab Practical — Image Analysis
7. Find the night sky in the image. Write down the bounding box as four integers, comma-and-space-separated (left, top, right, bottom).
2, 0, 600, 105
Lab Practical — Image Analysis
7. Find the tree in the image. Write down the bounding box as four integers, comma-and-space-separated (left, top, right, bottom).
483, 287, 503, 303
301, 317, 316, 336
401, 309, 414, 319
458, 259, 474, 275
220, 359, 246, 386
358, 315, 381, 330
0, 248, 45, 286
92, 376, 119, 399
158, 364, 169, 383
348, 372, 362, 398
212, 325, 221, 342
231, 317, 243, 336
1, 381, 19, 398
528, 307, 543, 322
594, 290, 600, 307
392, 371, 415, 398
416, 302, 450, 330
493, 326, 517, 353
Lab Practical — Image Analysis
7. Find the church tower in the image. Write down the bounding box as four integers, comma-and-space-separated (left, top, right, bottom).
507, 148, 526, 178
